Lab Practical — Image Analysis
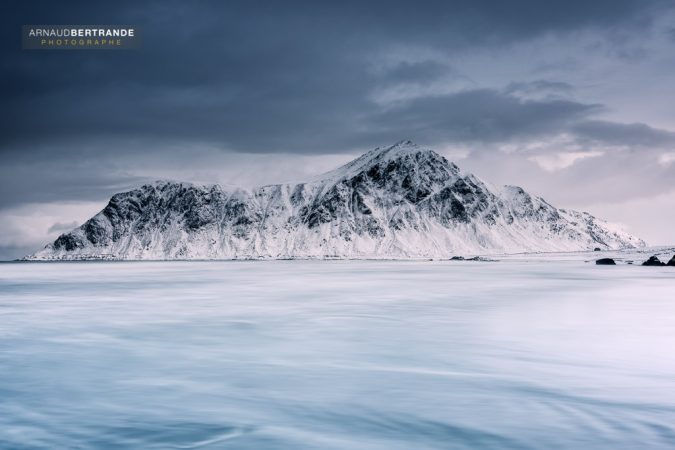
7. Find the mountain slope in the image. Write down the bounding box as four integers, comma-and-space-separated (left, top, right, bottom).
26, 141, 645, 260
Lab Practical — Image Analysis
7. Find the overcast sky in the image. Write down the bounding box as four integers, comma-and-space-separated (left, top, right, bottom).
2, 0, 675, 259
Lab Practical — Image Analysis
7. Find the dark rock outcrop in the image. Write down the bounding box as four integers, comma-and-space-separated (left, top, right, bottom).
642, 256, 666, 266
450, 256, 495, 262
596, 258, 616, 265
667, 255, 675, 267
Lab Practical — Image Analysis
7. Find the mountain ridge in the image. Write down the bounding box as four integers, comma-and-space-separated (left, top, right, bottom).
26, 140, 645, 260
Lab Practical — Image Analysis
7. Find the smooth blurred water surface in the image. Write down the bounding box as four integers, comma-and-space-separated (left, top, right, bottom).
1, 260, 674, 449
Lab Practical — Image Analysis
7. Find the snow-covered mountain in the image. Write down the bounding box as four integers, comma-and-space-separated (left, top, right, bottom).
26, 140, 644, 260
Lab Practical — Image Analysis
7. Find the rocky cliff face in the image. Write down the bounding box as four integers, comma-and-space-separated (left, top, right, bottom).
26, 141, 645, 260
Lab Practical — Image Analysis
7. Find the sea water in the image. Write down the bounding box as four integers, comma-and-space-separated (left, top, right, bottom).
1, 259, 674, 449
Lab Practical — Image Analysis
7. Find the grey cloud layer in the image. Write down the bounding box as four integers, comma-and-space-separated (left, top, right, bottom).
2, 0, 670, 152
573, 121, 675, 148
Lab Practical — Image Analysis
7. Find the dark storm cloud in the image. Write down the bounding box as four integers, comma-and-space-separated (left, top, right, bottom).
1, 0, 669, 154
504, 80, 575, 97
370, 90, 602, 144
0, 83, 605, 157
0, 154, 145, 209
573, 120, 675, 148
378, 61, 457, 84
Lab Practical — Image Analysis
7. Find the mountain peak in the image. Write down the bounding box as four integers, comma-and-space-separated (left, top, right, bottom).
390, 139, 416, 148
370, 139, 420, 156
319, 140, 451, 183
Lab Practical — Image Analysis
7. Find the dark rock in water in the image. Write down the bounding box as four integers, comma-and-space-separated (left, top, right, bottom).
472, 256, 497, 262
594, 247, 602, 251
642, 256, 666, 266
667, 255, 675, 266
596, 258, 616, 265
450, 255, 497, 262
